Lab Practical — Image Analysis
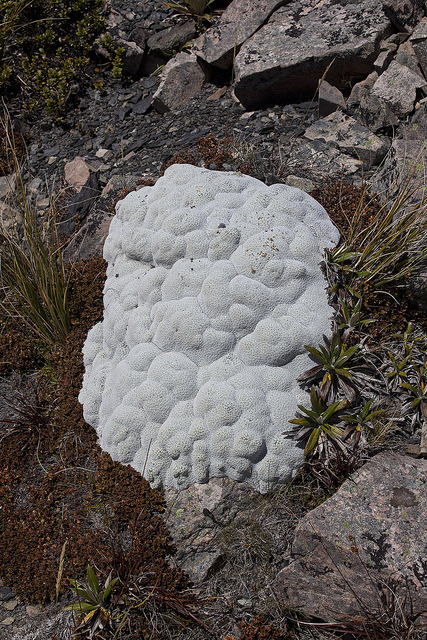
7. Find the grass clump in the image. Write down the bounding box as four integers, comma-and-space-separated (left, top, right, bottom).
0, 119, 71, 345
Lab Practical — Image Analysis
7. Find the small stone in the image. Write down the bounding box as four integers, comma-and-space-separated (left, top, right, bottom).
318, 80, 346, 117
372, 60, 427, 117
406, 443, 421, 456
237, 598, 252, 608
285, 175, 315, 193
64, 156, 91, 192
0, 173, 16, 200
25, 605, 42, 617
47, 156, 58, 165
37, 197, 51, 210
373, 49, 394, 73
3, 598, 18, 611
1, 616, 14, 626
95, 148, 113, 161
410, 17, 427, 77
207, 86, 228, 101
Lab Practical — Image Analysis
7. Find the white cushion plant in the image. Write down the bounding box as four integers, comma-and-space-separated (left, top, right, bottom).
79, 164, 339, 493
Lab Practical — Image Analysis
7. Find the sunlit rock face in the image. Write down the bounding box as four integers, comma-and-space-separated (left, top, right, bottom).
79, 164, 339, 493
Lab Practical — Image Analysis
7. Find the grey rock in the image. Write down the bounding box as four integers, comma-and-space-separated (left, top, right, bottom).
58, 172, 100, 237
410, 17, 427, 77
373, 48, 395, 73
273, 452, 427, 624
147, 20, 197, 58
193, 0, 285, 70
0, 587, 14, 603
347, 71, 379, 111
164, 477, 261, 584
395, 44, 425, 78
404, 100, 427, 138
128, 23, 150, 49
357, 92, 399, 131
132, 94, 154, 115
278, 137, 363, 184
117, 38, 145, 76
304, 111, 389, 169
318, 80, 346, 117
370, 138, 427, 207
0, 173, 16, 200
152, 53, 205, 113
382, 0, 426, 32
233, 0, 392, 109
372, 60, 427, 116
284, 175, 315, 193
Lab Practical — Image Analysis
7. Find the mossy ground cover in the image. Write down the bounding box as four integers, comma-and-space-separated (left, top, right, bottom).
0, 256, 198, 637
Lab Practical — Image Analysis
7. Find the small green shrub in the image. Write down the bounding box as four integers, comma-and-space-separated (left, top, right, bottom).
0, 0, 106, 118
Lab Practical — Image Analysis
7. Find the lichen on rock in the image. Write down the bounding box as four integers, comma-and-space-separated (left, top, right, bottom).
79, 164, 340, 493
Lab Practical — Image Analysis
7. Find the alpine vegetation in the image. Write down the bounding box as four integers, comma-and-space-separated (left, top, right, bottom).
79, 164, 339, 493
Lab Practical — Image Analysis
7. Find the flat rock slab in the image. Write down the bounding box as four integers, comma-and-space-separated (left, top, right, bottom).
274, 452, 427, 624
234, 0, 392, 109
304, 111, 389, 169
193, 0, 286, 69
164, 477, 260, 583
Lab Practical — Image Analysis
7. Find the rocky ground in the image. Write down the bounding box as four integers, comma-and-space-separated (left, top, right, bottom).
0, 0, 427, 639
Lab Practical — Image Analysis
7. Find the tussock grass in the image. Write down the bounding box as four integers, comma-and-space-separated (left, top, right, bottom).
0, 113, 71, 345
326, 167, 427, 292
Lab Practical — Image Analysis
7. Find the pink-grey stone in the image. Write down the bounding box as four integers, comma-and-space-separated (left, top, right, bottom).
372, 60, 427, 116
304, 111, 389, 169
373, 48, 395, 73
193, 0, 286, 69
274, 452, 427, 624
64, 156, 91, 192
147, 21, 197, 57
410, 17, 427, 77
347, 71, 379, 111
395, 40, 426, 78
318, 80, 346, 117
233, 0, 392, 109
382, 0, 426, 32
152, 53, 205, 113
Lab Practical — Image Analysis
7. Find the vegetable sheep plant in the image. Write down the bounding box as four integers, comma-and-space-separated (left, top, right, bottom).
79, 163, 341, 494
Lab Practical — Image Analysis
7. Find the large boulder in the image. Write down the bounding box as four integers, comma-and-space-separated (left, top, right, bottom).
193, 0, 286, 69
79, 164, 339, 494
371, 60, 427, 117
274, 452, 427, 624
233, 0, 392, 109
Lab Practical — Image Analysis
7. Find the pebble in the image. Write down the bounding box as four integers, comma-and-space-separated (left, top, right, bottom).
3, 599, 18, 611
1, 617, 14, 626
